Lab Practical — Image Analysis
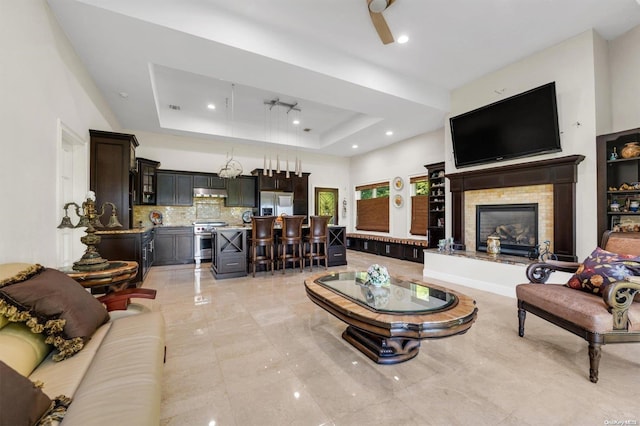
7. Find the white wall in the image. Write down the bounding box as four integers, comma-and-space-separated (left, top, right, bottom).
348, 129, 444, 237
609, 24, 640, 133
0, 0, 118, 266
133, 131, 351, 227
445, 30, 602, 258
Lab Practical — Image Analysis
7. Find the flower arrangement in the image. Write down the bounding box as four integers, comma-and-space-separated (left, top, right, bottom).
367, 264, 390, 287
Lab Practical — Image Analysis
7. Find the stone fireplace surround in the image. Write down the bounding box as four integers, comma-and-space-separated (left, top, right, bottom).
446, 155, 585, 262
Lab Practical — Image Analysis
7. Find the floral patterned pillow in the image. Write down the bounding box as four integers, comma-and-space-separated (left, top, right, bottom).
566, 247, 640, 295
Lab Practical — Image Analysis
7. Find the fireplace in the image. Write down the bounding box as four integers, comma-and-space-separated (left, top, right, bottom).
476, 204, 538, 257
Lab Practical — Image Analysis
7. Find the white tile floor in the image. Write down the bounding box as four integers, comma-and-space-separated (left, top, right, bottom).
144, 251, 640, 425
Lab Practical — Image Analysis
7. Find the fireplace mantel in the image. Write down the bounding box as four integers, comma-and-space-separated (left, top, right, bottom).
446, 155, 585, 262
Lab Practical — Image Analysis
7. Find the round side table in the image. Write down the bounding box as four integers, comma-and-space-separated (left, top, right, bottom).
60, 261, 138, 294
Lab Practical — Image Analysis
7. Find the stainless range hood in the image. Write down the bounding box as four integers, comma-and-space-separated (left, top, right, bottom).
193, 188, 228, 198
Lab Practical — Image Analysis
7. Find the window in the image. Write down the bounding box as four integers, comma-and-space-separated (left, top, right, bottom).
410, 175, 429, 236
355, 182, 389, 232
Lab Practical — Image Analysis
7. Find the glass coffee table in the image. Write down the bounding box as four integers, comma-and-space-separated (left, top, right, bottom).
304, 271, 478, 364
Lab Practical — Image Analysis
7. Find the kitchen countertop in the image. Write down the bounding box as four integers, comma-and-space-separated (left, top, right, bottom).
95, 226, 155, 235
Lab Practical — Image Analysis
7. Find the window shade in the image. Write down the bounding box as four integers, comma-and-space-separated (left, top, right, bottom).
356, 198, 389, 232
410, 195, 428, 235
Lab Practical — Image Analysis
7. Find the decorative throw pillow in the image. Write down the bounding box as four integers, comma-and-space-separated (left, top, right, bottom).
0, 263, 45, 288
566, 247, 640, 295
0, 360, 71, 426
0, 268, 109, 361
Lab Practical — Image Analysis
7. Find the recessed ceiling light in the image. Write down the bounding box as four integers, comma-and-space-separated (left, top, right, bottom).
397, 35, 409, 44
352, 144, 359, 149
293, 119, 300, 125
386, 130, 393, 136
207, 104, 215, 110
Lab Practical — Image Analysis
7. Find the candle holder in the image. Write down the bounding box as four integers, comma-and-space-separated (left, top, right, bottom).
57, 191, 123, 271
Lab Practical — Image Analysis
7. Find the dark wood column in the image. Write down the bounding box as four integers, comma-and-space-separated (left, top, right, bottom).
446, 155, 585, 262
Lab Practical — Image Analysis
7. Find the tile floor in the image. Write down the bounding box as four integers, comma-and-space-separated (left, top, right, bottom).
144, 251, 640, 425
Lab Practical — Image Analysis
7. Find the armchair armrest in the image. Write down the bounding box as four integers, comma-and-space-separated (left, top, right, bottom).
98, 288, 157, 312
526, 259, 581, 283
603, 277, 640, 330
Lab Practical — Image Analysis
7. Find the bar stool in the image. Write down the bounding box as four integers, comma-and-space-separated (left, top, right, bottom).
279, 215, 305, 273
304, 216, 331, 271
250, 216, 277, 277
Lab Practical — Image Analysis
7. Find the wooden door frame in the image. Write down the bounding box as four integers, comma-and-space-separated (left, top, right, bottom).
315, 187, 339, 225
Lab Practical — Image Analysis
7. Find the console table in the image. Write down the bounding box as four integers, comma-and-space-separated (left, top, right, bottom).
60, 261, 138, 294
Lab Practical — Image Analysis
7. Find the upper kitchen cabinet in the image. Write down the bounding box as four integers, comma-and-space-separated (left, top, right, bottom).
225, 175, 257, 207
252, 169, 293, 192
135, 157, 160, 205
157, 171, 194, 206
293, 172, 310, 219
90, 130, 138, 229
193, 173, 226, 189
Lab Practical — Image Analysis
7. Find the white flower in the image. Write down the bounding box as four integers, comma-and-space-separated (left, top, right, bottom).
367, 264, 390, 286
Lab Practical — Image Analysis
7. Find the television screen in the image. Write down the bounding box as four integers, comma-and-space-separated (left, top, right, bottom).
450, 82, 561, 168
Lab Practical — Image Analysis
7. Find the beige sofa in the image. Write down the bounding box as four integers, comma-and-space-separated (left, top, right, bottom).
0, 263, 165, 425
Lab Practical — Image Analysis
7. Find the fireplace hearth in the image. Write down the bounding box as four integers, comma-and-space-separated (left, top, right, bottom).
476, 204, 538, 257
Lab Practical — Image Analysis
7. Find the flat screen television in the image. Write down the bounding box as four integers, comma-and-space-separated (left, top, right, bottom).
450, 82, 561, 168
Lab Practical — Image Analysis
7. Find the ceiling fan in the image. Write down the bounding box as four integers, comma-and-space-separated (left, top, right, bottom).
367, 0, 396, 44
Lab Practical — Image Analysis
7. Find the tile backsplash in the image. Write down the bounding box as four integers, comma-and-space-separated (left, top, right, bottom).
133, 199, 251, 227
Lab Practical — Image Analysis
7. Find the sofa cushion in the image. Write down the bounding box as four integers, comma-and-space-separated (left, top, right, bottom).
517, 283, 640, 333
60, 311, 165, 425
0, 322, 51, 376
0, 268, 109, 361
566, 247, 640, 295
0, 360, 71, 426
0, 263, 44, 287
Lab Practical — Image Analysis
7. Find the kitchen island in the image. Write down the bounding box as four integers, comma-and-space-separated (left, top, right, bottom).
210, 225, 347, 279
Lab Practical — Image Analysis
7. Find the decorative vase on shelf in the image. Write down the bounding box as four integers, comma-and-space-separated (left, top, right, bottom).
621, 142, 640, 159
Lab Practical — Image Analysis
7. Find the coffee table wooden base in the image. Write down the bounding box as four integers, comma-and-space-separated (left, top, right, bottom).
342, 325, 421, 364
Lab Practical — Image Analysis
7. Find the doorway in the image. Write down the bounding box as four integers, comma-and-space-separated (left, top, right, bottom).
315, 187, 338, 225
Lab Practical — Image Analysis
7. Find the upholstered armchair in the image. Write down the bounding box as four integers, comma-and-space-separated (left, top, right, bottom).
516, 231, 640, 383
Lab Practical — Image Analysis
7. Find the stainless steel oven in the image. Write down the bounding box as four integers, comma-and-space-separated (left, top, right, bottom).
193, 221, 227, 267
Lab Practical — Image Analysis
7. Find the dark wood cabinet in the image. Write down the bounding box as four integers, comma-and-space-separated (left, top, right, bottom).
426, 162, 446, 248
135, 158, 160, 205
193, 173, 225, 189
157, 171, 194, 206
327, 226, 347, 266
95, 228, 154, 284
293, 173, 310, 220
253, 169, 294, 192
597, 127, 640, 239
154, 226, 194, 265
403, 245, 425, 263
347, 235, 427, 264
212, 229, 247, 279
225, 176, 257, 207
90, 130, 138, 229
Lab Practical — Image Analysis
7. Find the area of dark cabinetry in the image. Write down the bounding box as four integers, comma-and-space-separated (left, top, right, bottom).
90, 130, 138, 229
154, 227, 194, 266
327, 226, 347, 266
225, 176, 257, 207
95, 229, 154, 284
596, 128, 640, 240
347, 235, 427, 264
193, 173, 226, 189
425, 162, 445, 248
135, 158, 160, 205
379, 242, 404, 259
212, 229, 247, 279
293, 173, 310, 219
254, 170, 293, 192
403, 245, 425, 263
157, 171, 194, 206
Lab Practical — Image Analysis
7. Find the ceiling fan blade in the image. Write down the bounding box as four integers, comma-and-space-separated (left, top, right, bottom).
367, 0, 395, 44
369, 9, 394, 44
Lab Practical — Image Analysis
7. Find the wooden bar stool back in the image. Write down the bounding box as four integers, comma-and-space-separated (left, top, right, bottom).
305, 215, 331, 271
279, 215, 305, 273
250, 216, 277, 277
